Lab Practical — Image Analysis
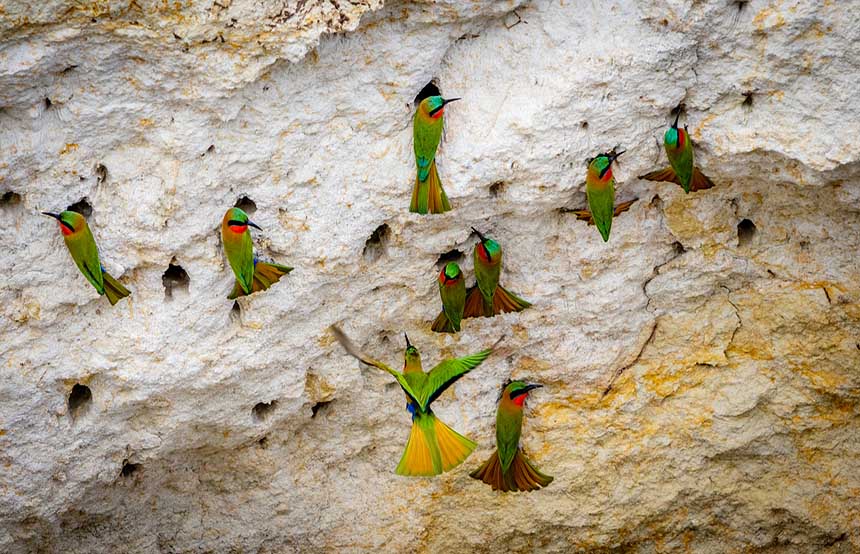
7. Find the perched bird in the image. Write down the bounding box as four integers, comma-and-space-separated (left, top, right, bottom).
331, 326, 498, 476
42, 210, 130, 305
431, 262, 466, 333
639, 111, 715, 193
221, 207, 292, 299
470, 380, 553, 492
410, 93, 460, 214
463, 228, 531, 318
584, 148, 625, 242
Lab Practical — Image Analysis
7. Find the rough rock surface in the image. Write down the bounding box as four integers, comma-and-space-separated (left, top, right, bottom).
1, 0, 859, 552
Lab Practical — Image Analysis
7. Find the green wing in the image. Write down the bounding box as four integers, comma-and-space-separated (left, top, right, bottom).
586, 182, 616, 242
496, 408, 524, 473
413, 112, 443, 182
666, 134, 694, 192
68, 227, 105, 294
330, 326, 421, 406
419, 348, 493, 409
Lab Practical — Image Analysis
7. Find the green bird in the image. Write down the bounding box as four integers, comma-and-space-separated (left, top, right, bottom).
42, 210, 131, 305
639, 112, 715, 193
584, 148, 625, 242
331, 326, 498, 476
410, 93, 460, 214
463, 228, 531, 318
470, 380, 553, 492
221, 207, 292, 299
431, 262, 466, 333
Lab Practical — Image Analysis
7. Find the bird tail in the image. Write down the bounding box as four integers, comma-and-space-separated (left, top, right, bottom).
430, 310, 458, 333
469, 448, 553, 492
493, 285, 531, 314
228, 262, 293, 300
690, 167, 715, 192
463, 286, 492, 318
410, 159, 451, 215
396, 413, 475, 476
463, 285, 530, 317
102, 271, 131, 306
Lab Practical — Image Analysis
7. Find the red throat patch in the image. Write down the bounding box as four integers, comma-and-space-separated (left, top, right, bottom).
677, 130, 686, 148
430, 108, 444, 119
228, 224, 248, 234
60, 223, 73, 236
601, 168, 613, 182
512, 395, 527, 407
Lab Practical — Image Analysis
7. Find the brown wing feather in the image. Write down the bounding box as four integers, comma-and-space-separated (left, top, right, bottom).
690, 167, 716, 191
639, 167, 681, 185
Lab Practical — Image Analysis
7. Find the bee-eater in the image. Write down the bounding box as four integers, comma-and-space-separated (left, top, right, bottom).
431, 262, 466, 333
221, 207, 292, 299
584, 148, 625, 242
639, 112, 715, 193
42, 210, 131, 305
463, 228, 531, 318
331, 326, 497, 476
470, 380, 553, 492
410, 94, 460, 214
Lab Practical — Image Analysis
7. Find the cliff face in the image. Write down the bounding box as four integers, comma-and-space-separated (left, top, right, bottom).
1, 0, 859, 552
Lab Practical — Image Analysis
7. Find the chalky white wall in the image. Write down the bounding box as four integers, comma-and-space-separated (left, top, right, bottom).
1, 0, 859, 552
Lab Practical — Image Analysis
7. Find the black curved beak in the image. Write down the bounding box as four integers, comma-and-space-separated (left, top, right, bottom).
522, 383, 543, 394
443, 97, 461, 106
42, 211, 61, 220
672, 110, 681, 129
247, 220, 262, 230
471, 226, 488, 243
404, 333, 412, 349
609, 150, 625, 164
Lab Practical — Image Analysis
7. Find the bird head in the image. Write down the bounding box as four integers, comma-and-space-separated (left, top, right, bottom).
665, 111, 682, 147
403, 333, 421, 362
505, 380, 543, 407
223, 207, 261, 234
424, 96, 461, 119
440, 262, 462, 284
472, 227, 501, 263
588, 148, 624, 179
42, 210, 85, 236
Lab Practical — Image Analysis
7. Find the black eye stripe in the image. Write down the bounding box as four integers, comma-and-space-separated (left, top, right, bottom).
61, 221, 76, 233
227, 219, 246, 226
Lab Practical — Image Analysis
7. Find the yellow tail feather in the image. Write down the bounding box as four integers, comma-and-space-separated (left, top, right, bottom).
396, 415, 475, 476
102, 272, 130, 306
433, 416, 476, 472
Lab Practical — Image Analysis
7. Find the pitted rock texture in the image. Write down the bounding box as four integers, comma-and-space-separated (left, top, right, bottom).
1, 0, 859, 552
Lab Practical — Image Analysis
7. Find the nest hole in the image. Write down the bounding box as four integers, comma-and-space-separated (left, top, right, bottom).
68, 384, 92, 419
1, 191, 21, 206
252, 400, 278, 423
742, 91, 755, 110
435, 248, 464, 269
488, 182, 506, 197
66, 198, 93, 218
362, 223, 390, 262
737, 219, 756, 247
120, 460, 141, 478
162, 262, 189, 300
311, 400, 333, 418
234, 196, 256, 215
414, 81, 441, 106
